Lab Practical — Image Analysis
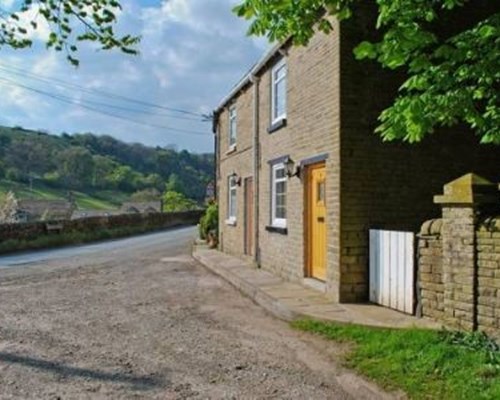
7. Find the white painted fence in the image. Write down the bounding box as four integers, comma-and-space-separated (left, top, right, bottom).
369, 229, 415, 314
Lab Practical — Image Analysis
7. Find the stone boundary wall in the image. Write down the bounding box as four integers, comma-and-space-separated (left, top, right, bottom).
418, 219, 444, 321
0, 210, 203, 244
476, 217, 500, 332
416, 174, 500, 336
418, 215, 500, 336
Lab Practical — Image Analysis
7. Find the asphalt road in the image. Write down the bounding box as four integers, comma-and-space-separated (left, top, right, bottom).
0, 227, 391, 399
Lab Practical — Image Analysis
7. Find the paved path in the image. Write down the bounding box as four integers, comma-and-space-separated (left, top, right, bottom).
0, 227, 394, 399
193, 246, 439, 330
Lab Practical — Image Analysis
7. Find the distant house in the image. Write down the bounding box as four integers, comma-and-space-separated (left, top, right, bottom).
0, 193, 75, 224
71, 209, 120, 220
120, 201, 163, 215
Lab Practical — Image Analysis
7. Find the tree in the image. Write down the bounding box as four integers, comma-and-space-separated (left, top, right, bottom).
1, 0, 139, 65
162, 191, 197, 212
234, 0, 500, 144
130, 188, 161, 202
57, 147, 94, 189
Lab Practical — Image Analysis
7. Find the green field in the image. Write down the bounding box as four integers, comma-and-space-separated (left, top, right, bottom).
0, 179, 130, 210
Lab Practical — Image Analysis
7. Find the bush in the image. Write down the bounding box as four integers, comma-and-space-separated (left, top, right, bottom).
199, 202, 218, 240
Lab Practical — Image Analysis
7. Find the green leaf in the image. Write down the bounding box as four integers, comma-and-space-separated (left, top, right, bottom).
354, 41, 377, 60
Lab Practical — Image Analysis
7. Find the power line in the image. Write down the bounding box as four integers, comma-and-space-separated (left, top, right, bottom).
0, 61, 209, 118
0, 77, 210, 136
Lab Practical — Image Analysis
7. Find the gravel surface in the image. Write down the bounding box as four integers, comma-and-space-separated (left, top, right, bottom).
0, 227, 395, 399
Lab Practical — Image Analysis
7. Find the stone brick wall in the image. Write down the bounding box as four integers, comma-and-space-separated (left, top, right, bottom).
256, 26, 341, 297
216, 84, 254, 259
476, 217, 500, 335
216, 25, 342, 299
215, 3, 500, 305
418, 215, 500, 335
0, 210, 202, 249
418, 219, 444, 320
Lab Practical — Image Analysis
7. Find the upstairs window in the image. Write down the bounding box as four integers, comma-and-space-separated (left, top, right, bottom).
229, 105, 237, 148
271, 163, 287, 227
271, 59, 287, 124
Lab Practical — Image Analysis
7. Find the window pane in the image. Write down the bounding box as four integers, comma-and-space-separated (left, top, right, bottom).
230, 190, 236, 217
275, 65, 286, 81
317, 181, 325, 203
276, 206, 286, 219
275, 167, 286, 179
275, 79, 286, 118
276, 193, 286, 207
276, 181, 286, 194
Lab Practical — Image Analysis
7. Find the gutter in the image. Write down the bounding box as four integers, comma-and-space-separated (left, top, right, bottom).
250, 73, 260, 265
212, 41, 288, 123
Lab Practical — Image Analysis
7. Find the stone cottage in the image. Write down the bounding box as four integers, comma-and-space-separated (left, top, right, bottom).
212, 9, 500, 306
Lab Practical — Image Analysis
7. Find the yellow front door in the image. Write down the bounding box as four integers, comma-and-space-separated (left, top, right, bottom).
307, 163, 327, 281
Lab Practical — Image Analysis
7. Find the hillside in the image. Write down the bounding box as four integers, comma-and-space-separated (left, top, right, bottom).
0, 126, 214, 208
0, 179, 129, 210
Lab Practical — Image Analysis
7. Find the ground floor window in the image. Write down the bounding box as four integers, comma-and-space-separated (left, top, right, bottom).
227, 175, 237, 222
271, 163, 287, 227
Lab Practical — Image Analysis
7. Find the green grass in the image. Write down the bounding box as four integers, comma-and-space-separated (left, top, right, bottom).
0, 179, 127, 210
292, 320, 500, 400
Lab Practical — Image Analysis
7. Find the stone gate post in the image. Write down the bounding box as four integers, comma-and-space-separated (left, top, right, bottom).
434, 173, 499, 330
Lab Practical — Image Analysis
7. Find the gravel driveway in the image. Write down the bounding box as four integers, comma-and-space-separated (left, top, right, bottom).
0, 227, 392, 399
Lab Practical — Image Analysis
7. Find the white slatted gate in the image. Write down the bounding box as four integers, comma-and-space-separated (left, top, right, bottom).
369, 230, 415, 314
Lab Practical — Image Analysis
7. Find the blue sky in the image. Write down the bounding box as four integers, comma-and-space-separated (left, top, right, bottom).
0, 0, 269, 153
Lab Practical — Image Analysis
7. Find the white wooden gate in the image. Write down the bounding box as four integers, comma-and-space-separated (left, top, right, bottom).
369, 229, 415, 314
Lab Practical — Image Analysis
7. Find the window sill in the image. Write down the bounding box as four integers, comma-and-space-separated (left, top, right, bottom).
225, 219, 237, 226
267, 118, 287, 134
265, 225, 288, 235
226, 145, 237, 155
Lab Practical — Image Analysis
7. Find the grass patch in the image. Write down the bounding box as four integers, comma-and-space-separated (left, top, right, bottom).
0, 225, 175, 255
292, 319, 500, 400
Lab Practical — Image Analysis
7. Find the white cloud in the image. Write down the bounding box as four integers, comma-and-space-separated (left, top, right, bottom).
0, 0, 270, 153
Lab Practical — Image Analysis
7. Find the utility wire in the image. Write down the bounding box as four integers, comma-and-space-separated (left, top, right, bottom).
0, 61, 208, 118
0, 77, 210, 136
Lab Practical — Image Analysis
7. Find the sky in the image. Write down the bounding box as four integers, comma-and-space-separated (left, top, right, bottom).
0, 0, 270, 153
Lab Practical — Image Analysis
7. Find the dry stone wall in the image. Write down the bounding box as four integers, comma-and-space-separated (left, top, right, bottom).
0, 210, 202, 250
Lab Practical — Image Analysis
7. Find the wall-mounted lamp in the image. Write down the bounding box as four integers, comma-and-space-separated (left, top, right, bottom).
230, 172, 242, 186
285, 158, 301, 179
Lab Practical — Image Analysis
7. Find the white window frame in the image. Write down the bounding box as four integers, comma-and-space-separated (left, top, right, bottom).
271, 59, 287, 124
271, 163, 287, 228
226, 175, 237, 224
228, 105, 237, 150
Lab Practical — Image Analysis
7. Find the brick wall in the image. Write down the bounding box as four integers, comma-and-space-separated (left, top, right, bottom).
216, 84, 254, 259
256, 26, 340, 297
216, 25, 342, 299
215, 4, 500, 304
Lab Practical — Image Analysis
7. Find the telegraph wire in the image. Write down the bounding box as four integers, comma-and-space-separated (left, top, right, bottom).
0, 77, 210, 136
0, 61, 209, 119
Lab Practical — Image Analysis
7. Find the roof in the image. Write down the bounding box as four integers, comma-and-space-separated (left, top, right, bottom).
17, 199, 74, 220
71, 209, 121, 220
121, 201, 162, 214
212, 40, 289, 126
